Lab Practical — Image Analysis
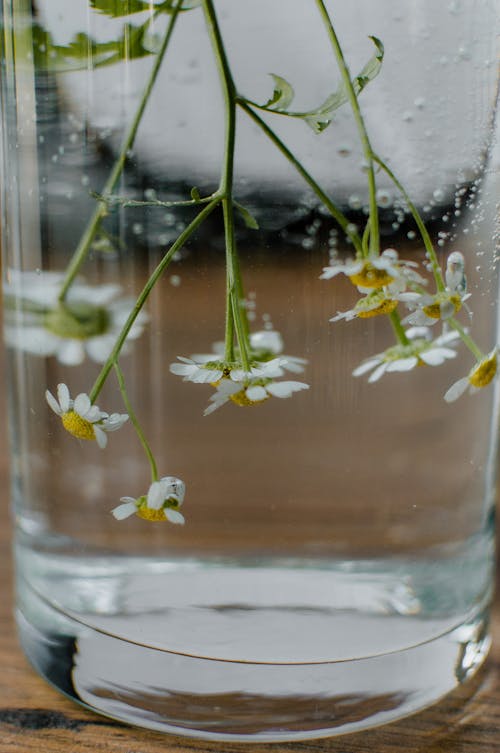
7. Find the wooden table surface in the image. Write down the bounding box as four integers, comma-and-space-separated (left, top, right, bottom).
0, 386, 499, 752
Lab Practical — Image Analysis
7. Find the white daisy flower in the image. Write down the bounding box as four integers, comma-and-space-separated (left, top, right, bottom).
330, 290, 399, 322
320, 248, 422, 291
353, 327, 460, 383
444, 348, 497, 402
45, 382, 128, 448
169, 354, 288, 384
249, 330, 308, 374
204, 377, 309, 415
3, 270, 148, 365
445, 251, 467, 296
112, 476, 186, 523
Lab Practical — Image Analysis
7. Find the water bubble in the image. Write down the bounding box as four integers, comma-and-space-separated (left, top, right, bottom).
346, 222, 358, 234
144, 188, 157, 201
376, 189, 392, 208
407, 231, 416, 240
39, 135, 45, 144
132, 223, 143, 235
433, 188, 445, 202
163, 213, 176, 226
170, 275, 181, 287
402, 111, 413, 122
69, 133, 78, 144
414, 97, 426, 109
348, 194, 362, 210
81, 175, 90, 187
302, 237, 315, 250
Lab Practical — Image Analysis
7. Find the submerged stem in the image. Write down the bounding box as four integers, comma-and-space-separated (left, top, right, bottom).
58, 0, 183, 303
114, 362, 158, 482
314, 0, 379, 257
89, 198, 220, 403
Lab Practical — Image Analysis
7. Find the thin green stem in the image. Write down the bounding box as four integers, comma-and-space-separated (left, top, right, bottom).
92, 192, 218, 210
389, 309, 410, 346
238, 100, 362, 254
202, 0, 250, 370
58, 0, 183, 303
114, 362, 158, 482
448, 318, 484, 361
314, 0, 378, 257
373, 154, 446, 292
89, 197, 220, 403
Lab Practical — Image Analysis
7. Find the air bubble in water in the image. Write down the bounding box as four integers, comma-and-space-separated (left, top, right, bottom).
348, 195, 362, 210
414, 97, 426, 109
433, 189, 445, 202
132, 223, 143, 235
337, 144, 351, 157
407, 231, 416, 240
170, 275, 181, 287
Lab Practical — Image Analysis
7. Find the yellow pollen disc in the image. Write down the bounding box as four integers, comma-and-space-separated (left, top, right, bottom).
61, 410, 96, 441
357, 299, 398, 318
137, 507, 167, 522
230, 390, 266, 407
349, 264, 394, 289
469, 355, 497, 388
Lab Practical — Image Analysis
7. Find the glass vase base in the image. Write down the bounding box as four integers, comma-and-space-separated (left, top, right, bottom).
16, 559, 491, 742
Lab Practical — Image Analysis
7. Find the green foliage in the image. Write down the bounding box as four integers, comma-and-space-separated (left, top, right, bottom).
234, 201, 259, 230
89, 0, 202, 18
251, 36, 384, 133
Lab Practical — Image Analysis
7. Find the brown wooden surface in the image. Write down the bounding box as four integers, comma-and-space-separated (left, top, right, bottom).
0, 375, 499, 752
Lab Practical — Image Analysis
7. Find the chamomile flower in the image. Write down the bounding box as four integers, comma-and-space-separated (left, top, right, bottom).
444, 349, 497, 402
320, 249, 422, 291
353, 327, 460, 383
204, 377, 309, 415
112, 476, 186, 523
400, 289, 470, 326
3, 270, 147, 365
45, 383, 128, 448
169, 354, 287, 384
330, 290, 399, 322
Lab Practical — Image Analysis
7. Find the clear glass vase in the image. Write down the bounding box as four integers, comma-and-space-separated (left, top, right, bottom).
1, 0, 499, 742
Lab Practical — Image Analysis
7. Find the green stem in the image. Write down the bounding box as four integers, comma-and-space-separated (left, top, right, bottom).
202, 0, 250, 370
389, 309, 410, 346
448, 318, 484, 361
314, 0, 378, 257
114, 362, 158, 482
89, 197, 220, 403
92, 192, 218, 210
58, 0, 183, 303
373, 155, 446, 292
238, 100, 362, 254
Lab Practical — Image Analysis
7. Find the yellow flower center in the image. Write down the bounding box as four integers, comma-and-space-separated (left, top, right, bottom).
137, 507, 167, 522
423, 293, 461, 320
356, 297, 398, 318
469, 353, 497, 388
230, 390, 267, 407
349, 263, 394, 289
61, 410, 96, 441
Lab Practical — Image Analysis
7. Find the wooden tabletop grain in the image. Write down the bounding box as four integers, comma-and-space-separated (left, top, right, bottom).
0, 381, 499, 752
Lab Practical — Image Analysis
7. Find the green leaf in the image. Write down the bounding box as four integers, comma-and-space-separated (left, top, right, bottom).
249, 35, 384, 134
190, 186, 201, 200
234, 201, 259, 230
263, 74, 295, 111
89, 0, 153, 17
30, 20, 156, 71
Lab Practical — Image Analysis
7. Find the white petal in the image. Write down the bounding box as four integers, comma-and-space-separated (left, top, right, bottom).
5, 326, 59, 356
69, 283, 121, 306
352, 358, 379, 377
119, 496, 138, 504
56, 340, 86, 366
160, 476, 186, 504
111, 501, 137, 520
57, 383, 71, 412
435, 330, 461, 346
74, 393, 91, 417
420, 347, 456, 366
45, 389, 62, 415
406, 326, 431, 341
282, 357, 307, 374
191, 368, 223, 384
85, 336, 115, 363
245, 385, 268, 402
444, 377, 469, 403
147, 481, 164, 510
368, 363, 389, 382
85, 405, 104, 423
250, 330, 283, 354
386, 357, 418, 372
165, 509, 185, 525
103, 413, 129, 431
266, 381, 309, 398
230, 368, 252, 382
93, 425, 107, 448
170, 363, 196, 376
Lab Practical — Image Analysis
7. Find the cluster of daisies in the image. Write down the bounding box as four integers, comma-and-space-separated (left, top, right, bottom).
169, 330, 309, 415
322, 248, 497, 402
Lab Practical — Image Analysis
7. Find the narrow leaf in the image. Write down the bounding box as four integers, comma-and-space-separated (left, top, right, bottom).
263, 74, 295, 111
89, 0, 152, 18
234, 201, 259, 230
190, 186, 201, 200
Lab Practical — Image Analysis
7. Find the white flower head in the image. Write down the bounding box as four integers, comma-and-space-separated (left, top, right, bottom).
170, 353, 289, 384
112, 476, 186, 523
4, 270, 148, 365
321, 248, 423, 292
330, 290, 399, 322
45, 383, 128, 448
204, 377, 309, 415
444, 348, 497, 402
353, 327, 460, 383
